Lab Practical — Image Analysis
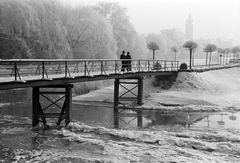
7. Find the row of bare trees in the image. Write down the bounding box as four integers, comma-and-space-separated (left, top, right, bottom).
217, 47, 240, 65
204, 45, 240, 66
147, 40, 240, 69
183, 42, 240, 68
182, 42, 240, 68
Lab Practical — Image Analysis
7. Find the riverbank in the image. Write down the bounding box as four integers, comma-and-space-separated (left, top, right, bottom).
73, 67, 240, 112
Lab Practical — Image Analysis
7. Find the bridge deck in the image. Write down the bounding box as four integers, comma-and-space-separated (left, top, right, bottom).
0, 59, 239, 90
0, 59, 178, 90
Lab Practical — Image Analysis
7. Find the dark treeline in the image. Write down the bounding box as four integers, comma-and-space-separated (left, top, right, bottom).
0, 0, 187, 60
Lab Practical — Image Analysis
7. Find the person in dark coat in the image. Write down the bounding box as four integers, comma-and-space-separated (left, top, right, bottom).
120, 51, 126, 72
126, 52, 132, 71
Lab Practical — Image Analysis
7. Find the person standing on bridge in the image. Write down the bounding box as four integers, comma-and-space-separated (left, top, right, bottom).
126, 52, 132, 71
120, 51, 126, 72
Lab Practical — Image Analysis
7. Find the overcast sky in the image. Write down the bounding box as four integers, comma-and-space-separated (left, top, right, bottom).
62, 0, 240, 44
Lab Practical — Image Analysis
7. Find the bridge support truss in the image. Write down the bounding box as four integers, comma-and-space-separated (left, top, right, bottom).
114, 77, 143, 128
32, 84, 73, 127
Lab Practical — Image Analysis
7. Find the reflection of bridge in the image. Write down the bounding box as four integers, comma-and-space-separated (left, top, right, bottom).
115, 109, 215, 128
0, 59, 239, 127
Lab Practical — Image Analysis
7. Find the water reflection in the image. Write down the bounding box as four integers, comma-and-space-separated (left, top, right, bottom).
113, 108, 216, 129
217, 113, 226, 126
114, 109, 240, 130
229, 112, 237, 121
143, 110, 215, 128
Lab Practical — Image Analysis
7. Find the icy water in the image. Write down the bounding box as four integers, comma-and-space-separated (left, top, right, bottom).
0, 67, 240, 162
0, 90, 240, 162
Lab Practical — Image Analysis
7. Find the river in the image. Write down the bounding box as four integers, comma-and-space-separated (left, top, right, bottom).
0, 67, 240, 162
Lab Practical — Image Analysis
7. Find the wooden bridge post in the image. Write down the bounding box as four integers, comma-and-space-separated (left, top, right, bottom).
137, 77, 143, 127
114, 79, 119, 127
65, 86, 72, 126
32, 87, 40, 127
137, 77, 143, 105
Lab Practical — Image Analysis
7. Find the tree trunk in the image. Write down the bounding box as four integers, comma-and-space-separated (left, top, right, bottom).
192, 52, 194, 66
153, 50, 155, 60
206, 52, 208, 65
174, 52, 177, 68
222, 54, 225, 65
189, 49, 192, 69
209, 52, 212, 66
226, 53, 229, 64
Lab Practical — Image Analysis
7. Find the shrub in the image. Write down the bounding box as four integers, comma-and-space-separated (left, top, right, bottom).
180, 63, 188, 69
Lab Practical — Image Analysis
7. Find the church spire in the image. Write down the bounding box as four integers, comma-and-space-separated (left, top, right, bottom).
185, 14, 193, 40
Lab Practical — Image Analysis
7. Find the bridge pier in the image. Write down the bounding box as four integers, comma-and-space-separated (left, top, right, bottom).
114, 77, 143, 128
32, 84, 73, 127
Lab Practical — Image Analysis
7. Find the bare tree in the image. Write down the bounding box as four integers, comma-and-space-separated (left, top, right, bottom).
224, 48, 231, 64
204, 44, 217, 66
231, 46, 240, 61
171, 46, 179, 62
205, 52, 208, 65
221, 49, 226, 65
183, 41, 198, 69
147, 42, 159, 60
171, 46, 179, 68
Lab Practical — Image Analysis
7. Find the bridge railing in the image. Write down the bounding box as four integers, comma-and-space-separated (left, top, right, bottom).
0, 59, 178, 82
191, 62, 240, 71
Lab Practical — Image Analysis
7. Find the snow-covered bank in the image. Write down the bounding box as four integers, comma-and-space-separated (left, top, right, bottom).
73, 67, 240, 111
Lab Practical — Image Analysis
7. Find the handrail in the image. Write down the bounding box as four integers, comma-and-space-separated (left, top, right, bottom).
0, 59, 178, 62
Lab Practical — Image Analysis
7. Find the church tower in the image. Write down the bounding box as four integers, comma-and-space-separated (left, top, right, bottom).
185, 14, 193, 40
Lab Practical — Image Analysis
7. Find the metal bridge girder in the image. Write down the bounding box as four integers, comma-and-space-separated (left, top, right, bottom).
32, 84, 73, 127
113, 77, 143, 128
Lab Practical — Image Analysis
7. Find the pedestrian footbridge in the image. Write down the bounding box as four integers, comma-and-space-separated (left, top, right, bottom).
0, 59, 238, 127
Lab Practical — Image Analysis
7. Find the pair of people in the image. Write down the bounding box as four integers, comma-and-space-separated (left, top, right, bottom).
120, 51, 132, 72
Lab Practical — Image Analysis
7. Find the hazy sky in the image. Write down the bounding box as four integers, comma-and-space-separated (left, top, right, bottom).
62, 0, 240, 44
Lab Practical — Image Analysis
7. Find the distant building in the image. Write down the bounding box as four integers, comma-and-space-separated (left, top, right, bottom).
215, 38, 234, 48
195, 38, 215, 46
195, 37, 234, 48
185, 14, 193, 40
